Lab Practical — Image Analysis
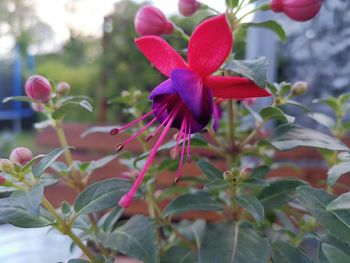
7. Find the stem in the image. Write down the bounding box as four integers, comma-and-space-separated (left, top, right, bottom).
41, 198, 99, 263
174, 26, 190, 42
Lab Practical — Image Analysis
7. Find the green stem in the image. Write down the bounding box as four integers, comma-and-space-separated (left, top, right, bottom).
174, 26, 190, 42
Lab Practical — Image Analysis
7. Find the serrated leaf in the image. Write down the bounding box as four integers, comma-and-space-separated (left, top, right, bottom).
223, 57, 268, 88
242, 21, 286, 43
163, 191, 223, 217
327, 192, 350, 211
32, 147, 70, 178
322, 243, 350, 263
260, 106, 295, 123
236, 195, 264, 223
199, 222, 270, 263
52, 100, 93, 120
297, 186, 350, 243
98, 215, 158, 263
269, 124, 348, 151
196, 159, 222, 180
258, 178, 306, 209
74, 178, 133, 215
327, 161, 350, 186
272, 241, 313, 263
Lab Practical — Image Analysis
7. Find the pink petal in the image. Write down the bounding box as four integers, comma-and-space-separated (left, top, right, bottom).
188, 15, 233, 77
135, 36, 188, 77
205, 76, 271, 99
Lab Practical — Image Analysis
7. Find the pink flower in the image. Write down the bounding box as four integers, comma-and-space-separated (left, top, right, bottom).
10, 147, 33, 165
114, 15, 270, 208
25, 75, 51, 102
178, 0, 200, 17
271, 0, 323, 22
134, 5, 174, 36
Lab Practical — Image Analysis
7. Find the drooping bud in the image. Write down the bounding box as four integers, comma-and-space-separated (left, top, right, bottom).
31, 102, 45, 113
0, 159, 14, 172
56, 81, 71, 96
291, 81, 308, 96
270, 0, 323, 22
134, 5, 174, 36
178, 0, 200, 17
25, 75, 52, 103
9, 147, 33, 165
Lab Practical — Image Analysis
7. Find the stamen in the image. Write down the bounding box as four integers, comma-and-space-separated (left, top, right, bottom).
175, 117, 189, 183
172, 119, 187, 159
119, 105, 181, 208
186, 116, 192, 163
145, 106, 173, 142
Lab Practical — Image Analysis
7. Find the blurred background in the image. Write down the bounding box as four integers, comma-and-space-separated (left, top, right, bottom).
0, 0, 349, 262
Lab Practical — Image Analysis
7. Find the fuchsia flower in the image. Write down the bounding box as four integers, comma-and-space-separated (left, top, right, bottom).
114, 14, 270, 208
178, 0, 201, 17
271, 0, 323, 22
134, 5, 174, 36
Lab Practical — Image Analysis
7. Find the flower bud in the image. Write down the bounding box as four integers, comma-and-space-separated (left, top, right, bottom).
0, 175, 5, 185
240, 167, 252, 179
25, 75, 52, 102
291, 81, 308, 96
270, 0, 323, 22
134, 5, 174, 36
31, 102, 45, 113
56, 81, 71, 96
223, 170, 234, 182
9, 147, 33, 165
178, 0, 200, 17
0, 159, 14, 172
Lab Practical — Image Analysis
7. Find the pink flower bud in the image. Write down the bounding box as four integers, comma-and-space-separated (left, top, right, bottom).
271, 0, 323, 22
57, 81, 71, 96
31, 103, 45, 113
10, 147, 33, 165
0, 175, 6, 185
134, 5, 174, 36
25, 75, 52, 102
178, 0, 200, 17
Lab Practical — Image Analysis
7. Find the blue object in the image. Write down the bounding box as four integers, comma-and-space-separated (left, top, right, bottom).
0, 45, 33, 132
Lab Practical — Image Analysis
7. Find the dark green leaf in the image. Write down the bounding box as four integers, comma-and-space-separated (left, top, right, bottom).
327, 192, 350, 211
98, 215, 158, 263
251, 165, 270, 179
52, 100, 93, 120
260, 106, 295, 123
199, 222, 270, 263
272, 241, 313, 263
163, 191, 223, 217
67, 259, 90, 263
242, 21, 286, 43
161, 245, 196, 263
236, 195, 264, 223
269, 124, 348, 151
318, 234, 350, 263
297, 186, 350, 243
32, 147, 70, 178
327, 161, 350, 186
322, 243, 350, 263
100, 206, 124, 232
223, 57, 268, 88
196, 159, 222, 180
74, 178, 133, 215
204, 179, 229, 191
258, 178, 306, 209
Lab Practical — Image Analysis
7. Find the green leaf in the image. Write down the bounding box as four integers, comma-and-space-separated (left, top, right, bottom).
67, 259, 90, 263
236, 195, 264, 223
0, 185, 53, 228
322, 243, 350, 263
225, 0, 239, 8
327, 161, 350, 186
196, 159, 222, 180
74, 178, 133, 215
100, 206, 124, 232
251, 165, 270, 179
21, 154, 45, 173
199, 222, 270, 263
98, 215, 158, 263
269, 124, 348, 151
161, 245, 196, 263
318, 235, 350, 263
272, 241, 312, 263
163, 191, 223, 217
2, 96, 35, 103
204, 179, 229, 191
32, 147, 70, 178
297, 186, 350, 243
284, 100, 311, 112
258, 178, 306, 209
260, 106, 295, 123
308, 113, 336, 129
242, 21, 286, 43
52, 100, 93, 120
223, 57, 268, 88
313, 97, 340, 113
327, 192, 350, 211
86, 154, 119, 174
